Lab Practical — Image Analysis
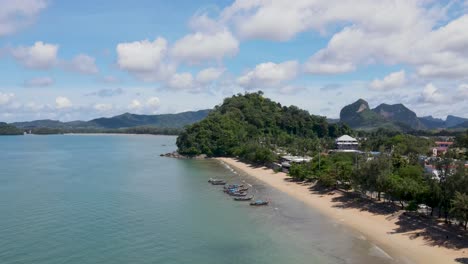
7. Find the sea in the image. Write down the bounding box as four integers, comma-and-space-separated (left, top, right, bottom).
0, 134, 401, 264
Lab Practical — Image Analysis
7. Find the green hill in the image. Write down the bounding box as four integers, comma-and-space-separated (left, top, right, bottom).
373, 103, 425, 130
339, 99, 386, 128
12, 110, 210, 130
177, 92, 351, 161
0, 122, 23, 135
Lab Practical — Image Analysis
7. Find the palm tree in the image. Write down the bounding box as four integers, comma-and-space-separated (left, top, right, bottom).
451, 192, 468, 230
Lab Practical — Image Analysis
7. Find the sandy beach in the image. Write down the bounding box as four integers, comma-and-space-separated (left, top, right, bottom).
217, 157, 468, 264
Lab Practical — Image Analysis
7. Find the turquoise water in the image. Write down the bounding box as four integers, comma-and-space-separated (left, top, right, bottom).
0, 135, 399, 264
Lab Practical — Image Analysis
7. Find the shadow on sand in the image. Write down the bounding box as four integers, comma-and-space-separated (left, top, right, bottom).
237, 159, 468, 256
307, 183, 468, 252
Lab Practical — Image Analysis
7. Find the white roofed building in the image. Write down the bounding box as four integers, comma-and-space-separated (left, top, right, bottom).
335, 135, 359, 151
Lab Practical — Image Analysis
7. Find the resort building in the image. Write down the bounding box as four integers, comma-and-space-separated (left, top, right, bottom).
432, 141, 454, 156
280, 155, 312, 172
335, 135, 359, 151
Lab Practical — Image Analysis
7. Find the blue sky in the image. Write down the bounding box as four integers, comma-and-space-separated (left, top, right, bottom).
0, 0, 467, 122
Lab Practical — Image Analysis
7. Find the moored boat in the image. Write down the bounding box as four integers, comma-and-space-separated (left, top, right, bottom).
233, 196, 253, 201
208, 178, 227, 185
250, 200, 269, 206
230, 191, 248, 197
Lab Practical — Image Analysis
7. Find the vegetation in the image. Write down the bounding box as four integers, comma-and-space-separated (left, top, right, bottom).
12, 109, 210, 130
0, 122, 23, 135
290, 149, 468, 227
176, 91, 351, 162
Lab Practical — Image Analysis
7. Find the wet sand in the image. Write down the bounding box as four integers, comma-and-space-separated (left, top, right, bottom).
217, 157, 468, 264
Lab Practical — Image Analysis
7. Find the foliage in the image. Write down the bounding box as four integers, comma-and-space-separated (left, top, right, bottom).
0, 122, 23, 135
177, 92, 349, 163
451, 192, 468, 229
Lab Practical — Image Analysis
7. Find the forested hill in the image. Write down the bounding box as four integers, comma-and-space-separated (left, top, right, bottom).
176, 92, 351, 161
12, 110, 210, 130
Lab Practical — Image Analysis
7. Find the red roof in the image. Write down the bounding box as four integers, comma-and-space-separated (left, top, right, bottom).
435, 141, 454, 145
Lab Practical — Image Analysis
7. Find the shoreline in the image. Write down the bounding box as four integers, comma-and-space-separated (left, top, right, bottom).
216, 157, 468, 264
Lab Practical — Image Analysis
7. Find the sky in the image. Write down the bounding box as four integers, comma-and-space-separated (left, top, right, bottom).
0, 0, 467, 122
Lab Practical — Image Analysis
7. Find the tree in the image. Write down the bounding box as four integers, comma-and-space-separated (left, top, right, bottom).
451, 192, 468, 229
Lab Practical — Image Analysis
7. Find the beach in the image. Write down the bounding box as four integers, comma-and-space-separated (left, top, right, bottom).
217, 157, 468, 264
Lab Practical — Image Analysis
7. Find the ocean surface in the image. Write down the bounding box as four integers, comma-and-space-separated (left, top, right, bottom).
0, 135, 400, 264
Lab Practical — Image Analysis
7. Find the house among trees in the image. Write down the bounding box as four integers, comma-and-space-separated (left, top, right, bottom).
432, 141, 454, 156
335, 135, 359, 151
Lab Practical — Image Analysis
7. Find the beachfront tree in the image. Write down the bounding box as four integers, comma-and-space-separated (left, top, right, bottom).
450, 192, 468, 229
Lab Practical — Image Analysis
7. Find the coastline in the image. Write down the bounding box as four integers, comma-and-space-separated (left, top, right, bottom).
216, 157, 468, 264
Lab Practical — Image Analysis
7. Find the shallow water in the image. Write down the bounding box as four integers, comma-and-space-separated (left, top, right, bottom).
0, 135, 400, 263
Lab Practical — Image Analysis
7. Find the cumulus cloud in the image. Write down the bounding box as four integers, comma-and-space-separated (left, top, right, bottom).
171, 29, 239, 64
369, 70, 406, 90
419, 83, 448, 104
127, 97, 160, 113
218, 0, 468, 79
0, 92, 15, 105
237, 60, 299, 90
64, 54, 99, 74
196, 67, 225, 83
0, 0, 47, 36
116, 38, 174, 81
11, 41, 58, 69
167, 73, 195, 90
24, 76, 54, 87
55, 96, 72, 109
146, 97, 160, 109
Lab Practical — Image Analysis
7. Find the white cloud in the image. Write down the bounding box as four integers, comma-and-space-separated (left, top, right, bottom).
117, 38, 167, 72
128, 99, 142, 110
0, 0, 47, 36
220, 0, 468, 80
189, 13, 223, 33
0, 92, 14, 105
196, 67, 225, 83
11, 41, 58, 69
237, 60, 299, 90
55, 96, 72, 109
65, 54, 99, 74
369, 70, 406, 90
171, 30, 239, 64
116, 38, 174, 81
146, 97, 160, 109
127, 97, 161, 113
167, 73, 194, 90
94, 103, 113, 112
24, 76, 54, 87
419, 83, 448, 104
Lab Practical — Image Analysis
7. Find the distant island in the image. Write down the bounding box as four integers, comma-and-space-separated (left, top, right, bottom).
0, 109, 210, 135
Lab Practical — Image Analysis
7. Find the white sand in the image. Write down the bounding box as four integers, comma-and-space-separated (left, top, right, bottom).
217, 157, 468, 264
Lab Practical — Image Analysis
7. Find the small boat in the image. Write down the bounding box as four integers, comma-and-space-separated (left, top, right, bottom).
234, 196, 253, 201
211, 181, 226, 185
230, 192, 248, 197
224, 184, 243, 189
250, 200, 269, 206
208, 178, 226, 185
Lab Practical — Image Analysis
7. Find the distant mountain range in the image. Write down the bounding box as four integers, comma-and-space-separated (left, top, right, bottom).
11, 109, 211, 130
339, 99, 467, 130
